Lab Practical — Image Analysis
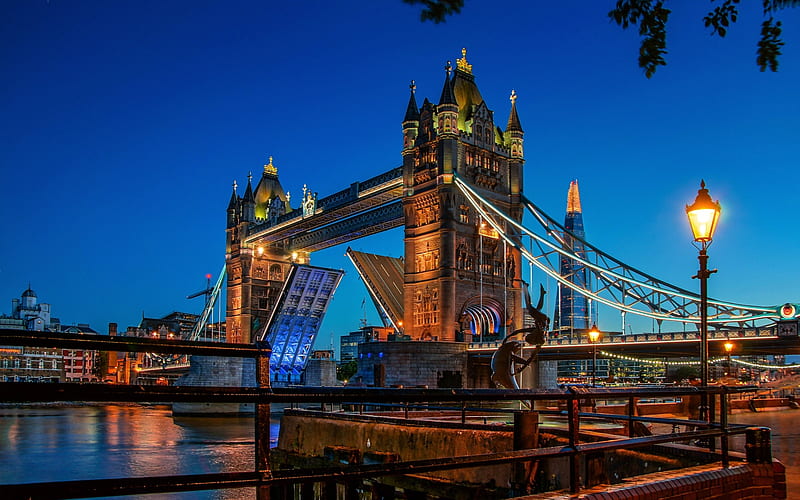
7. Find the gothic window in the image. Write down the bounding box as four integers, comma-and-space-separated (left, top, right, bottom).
254, 266, 266, 279
269, 264, 283, 281
459, 204, 469, 224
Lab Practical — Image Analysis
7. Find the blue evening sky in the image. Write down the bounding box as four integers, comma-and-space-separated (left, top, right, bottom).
2, 1, 798, 349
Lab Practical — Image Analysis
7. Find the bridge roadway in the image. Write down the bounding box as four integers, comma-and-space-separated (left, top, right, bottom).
468, 326, 800, 360
138, 326, 798, 378
243, 166, 403, 252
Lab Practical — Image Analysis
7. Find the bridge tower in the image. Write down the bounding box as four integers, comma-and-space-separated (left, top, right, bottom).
225, 158, 295, 343
401, 49, 525, 342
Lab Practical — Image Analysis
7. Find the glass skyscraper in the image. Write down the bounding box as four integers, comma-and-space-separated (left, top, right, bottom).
554, 180, 595, 335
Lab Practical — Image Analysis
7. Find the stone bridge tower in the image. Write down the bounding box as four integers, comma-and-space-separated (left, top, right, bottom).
401, 49, 525, 342
225, 158, 294, 344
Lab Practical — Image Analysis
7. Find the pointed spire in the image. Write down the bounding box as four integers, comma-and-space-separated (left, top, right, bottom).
439, 61, 457, 105
567, 179, 582, 214
506, 89, 523, 132
404, 80, 420, 122
227, 179, 239, 210
243, 171, 255, 203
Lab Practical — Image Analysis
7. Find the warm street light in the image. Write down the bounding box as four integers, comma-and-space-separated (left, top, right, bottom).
588, 324, 601, 387
724, 341, 734, 377
686, 180, 721, 422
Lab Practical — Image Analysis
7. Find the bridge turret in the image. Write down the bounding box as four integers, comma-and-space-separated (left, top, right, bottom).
504, 90, 524, 158
437, 62, 459, 138
226, 180, 239, 228
402, 80, 419, 152
241, 172, 256, 223
504, 89, 524, 199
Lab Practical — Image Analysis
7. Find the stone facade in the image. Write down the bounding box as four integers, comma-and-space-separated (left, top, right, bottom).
401, 50, 524, 343
355, 341, 467, 388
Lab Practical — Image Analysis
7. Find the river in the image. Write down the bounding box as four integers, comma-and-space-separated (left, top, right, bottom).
0, 404, 796, 499
0, 404, 263, 499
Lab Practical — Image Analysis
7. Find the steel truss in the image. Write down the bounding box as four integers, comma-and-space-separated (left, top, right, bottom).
453, 173, 782, 328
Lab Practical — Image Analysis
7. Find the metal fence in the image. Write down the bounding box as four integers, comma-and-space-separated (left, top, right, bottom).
0, 329, 770, 499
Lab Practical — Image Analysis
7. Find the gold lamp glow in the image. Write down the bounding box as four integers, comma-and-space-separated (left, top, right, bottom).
588, 324, 601, 343
686, 180, 721, 243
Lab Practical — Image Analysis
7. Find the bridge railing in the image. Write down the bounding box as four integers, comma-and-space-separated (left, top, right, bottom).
0, 329, 770, 499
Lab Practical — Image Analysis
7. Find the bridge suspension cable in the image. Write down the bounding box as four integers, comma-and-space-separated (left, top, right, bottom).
453, 173, 779, 328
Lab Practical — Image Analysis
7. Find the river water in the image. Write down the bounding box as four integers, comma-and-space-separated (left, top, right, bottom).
0, 404, 263, 499
0, 404, 796, 499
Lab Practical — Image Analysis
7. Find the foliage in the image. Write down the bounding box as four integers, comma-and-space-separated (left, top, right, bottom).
337, 360, 358, 381
403, 0, 464, 23
609, 0, 797, 77
666, 365, 699, 383
406, 0, 797, 76
609, 1, 671, 78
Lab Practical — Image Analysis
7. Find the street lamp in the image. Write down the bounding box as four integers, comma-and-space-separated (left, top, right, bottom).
588, 324, 601, 387
686, 180, 721, 420
724, 341, 734, 378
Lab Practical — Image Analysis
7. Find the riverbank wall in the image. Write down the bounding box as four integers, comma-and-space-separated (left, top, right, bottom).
275, 409, 787, 498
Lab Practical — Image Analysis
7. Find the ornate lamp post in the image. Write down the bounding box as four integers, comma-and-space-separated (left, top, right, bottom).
588, 324, 601, 387
686, 180, 721, 421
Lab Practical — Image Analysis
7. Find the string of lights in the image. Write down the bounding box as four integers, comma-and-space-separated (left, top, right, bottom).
598, 350, 800, 369
729, 358, 800, 370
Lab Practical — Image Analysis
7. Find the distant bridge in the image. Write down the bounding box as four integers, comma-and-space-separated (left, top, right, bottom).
469, 325, 800, 360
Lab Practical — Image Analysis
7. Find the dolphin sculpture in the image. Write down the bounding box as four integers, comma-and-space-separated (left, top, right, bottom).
490, 283, 550, 390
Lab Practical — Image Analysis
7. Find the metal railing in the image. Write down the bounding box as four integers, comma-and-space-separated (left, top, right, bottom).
0, 329, 771, 499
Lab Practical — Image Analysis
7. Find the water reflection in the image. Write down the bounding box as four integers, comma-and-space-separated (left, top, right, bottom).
0, 404, 277, 499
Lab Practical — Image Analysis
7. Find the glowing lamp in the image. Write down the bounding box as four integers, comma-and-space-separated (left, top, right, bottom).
588, 324, 601, 343
685, 180, 721, 243
587, 324, 601, 387
724, 341, 733, 353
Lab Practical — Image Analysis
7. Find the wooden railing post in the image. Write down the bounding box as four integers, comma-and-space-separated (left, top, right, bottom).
745, 427, 772, 464
720, 386, 729, 468
256, 340, 272, 500
513, 410, 539, 495
567, 387, 581, 494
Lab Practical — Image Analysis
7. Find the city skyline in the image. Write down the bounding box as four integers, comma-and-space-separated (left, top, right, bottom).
2, 1, 799, 347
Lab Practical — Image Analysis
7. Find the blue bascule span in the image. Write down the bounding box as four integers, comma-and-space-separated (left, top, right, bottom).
257, 264, 344, 383
452, 173, 792, 329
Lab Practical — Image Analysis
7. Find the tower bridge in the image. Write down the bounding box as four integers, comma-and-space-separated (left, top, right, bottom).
213, 48, 798, 386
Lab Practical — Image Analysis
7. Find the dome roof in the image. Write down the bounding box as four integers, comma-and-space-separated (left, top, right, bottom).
254, 157, 289, 219
22, 287, 37, 298
451, 59, 484, 131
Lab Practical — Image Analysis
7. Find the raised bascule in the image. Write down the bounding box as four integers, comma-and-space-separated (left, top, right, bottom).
217, 48, 798, 387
